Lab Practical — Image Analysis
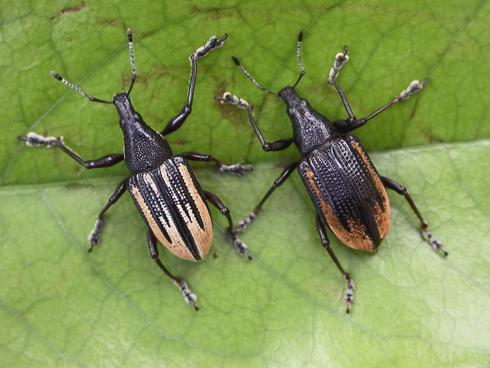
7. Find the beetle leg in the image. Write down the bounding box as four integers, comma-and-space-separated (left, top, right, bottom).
181, 151, 253, 176
18, 132, 124, 169
332, 80, 426, 133
327, 46, 357, 123
87, 179, 127, 252
381, 176, 448, 257
203, 190, 251, 260
235, 162, 298, 233
216, 92, 294, 152
147, 230, 198, 311
316, 215, 355, 313
161, 34, 228, 136
326, 47, 426, 133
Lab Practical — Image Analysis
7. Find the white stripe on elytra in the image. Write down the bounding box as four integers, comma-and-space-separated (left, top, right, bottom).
142, 172, 193, 260
159, 164, 200, 240
159, 162, 212, 259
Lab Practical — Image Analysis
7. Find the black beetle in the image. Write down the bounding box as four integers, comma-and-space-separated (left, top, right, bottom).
18, 30, 252, 310
217, 31, 447, 313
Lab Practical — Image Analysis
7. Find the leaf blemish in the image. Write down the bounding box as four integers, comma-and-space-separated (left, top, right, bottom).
52, 1, 86, 19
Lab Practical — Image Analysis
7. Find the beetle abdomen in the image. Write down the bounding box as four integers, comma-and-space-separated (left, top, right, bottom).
128, 156, 213, 261
299, 136, 390, 252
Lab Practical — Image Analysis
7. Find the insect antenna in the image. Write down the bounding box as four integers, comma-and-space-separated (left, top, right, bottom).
50, 72, 112, 104
292, 30, 305, 88
127, 28, 137, 95
231, 56, 276, 95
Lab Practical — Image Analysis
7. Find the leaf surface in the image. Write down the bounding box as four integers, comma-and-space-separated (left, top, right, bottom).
1, 1, 489, 367
1, 142, 489, 367
2, 0, 490, 184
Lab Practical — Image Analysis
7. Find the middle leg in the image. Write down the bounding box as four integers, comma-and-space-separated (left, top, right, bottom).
235, 161, 298, 233
181, 151, 253, 176
87, 178, 127, 252
203, 190, 251, 260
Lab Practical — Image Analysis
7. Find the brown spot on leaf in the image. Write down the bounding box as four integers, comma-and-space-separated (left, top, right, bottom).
421, 129, 444, 144
96, 18, 121, 28
173, 139, 188, 147
52, 1, 86, 19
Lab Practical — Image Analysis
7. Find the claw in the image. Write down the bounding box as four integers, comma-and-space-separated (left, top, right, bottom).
343, 274, 355, 314
398, 80, 425, 101
18, 132, 60, 148
216, 92, 250, 110
234, 212, 257, 233
193, 33, 228, 60
173, 279, 199, 311
422, 229, 448, 257
217, 163, 253, 176
230, 233, 252, 260
328, 47, 350, 84
87, 218, 103, 252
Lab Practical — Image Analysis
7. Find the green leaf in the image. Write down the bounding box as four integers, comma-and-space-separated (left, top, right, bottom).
1, 141, 489, 367
1, 1, 490, 367
2, 0, 490, 185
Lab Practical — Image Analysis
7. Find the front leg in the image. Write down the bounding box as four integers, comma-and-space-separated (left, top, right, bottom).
326, 47, 425, 133
381, 176, 448, 256
18, 132, 124, 169
161, 34, 228, 136
203, 190, 251, 260
87, 178, 127, 252
217, 92, 294, 152
181, 151, 252, 176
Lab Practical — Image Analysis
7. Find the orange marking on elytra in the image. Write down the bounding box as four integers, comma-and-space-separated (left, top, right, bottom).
304, 169, 376, 252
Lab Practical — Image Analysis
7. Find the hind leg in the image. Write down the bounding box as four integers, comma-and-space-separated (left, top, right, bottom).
381, 176, 448, 256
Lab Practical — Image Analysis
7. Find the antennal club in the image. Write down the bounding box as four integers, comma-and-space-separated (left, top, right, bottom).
293, 30, 305, 88
50, 71, 112, 104
127, 28, 137, 95
231, 56, 275, 95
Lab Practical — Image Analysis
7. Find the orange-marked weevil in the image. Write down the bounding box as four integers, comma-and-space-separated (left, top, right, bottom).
18, 30, 253, 310
217, 31, 447, 313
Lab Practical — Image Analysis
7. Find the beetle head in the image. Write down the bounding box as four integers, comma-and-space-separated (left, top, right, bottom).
113, 93, 133, 119
278, 86, 302, 107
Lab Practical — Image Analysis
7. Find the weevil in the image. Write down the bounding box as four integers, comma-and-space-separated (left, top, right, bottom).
18, 30, 253, 310
217, 31, 448, 313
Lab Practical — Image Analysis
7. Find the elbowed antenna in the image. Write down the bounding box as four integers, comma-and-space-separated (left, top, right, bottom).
231, 56, 276, 95
292, 30, 305, 88
51, 30, 138, 102
233, 31, 306, 93
51, 71, 113, 104
127, 28, 137, 95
